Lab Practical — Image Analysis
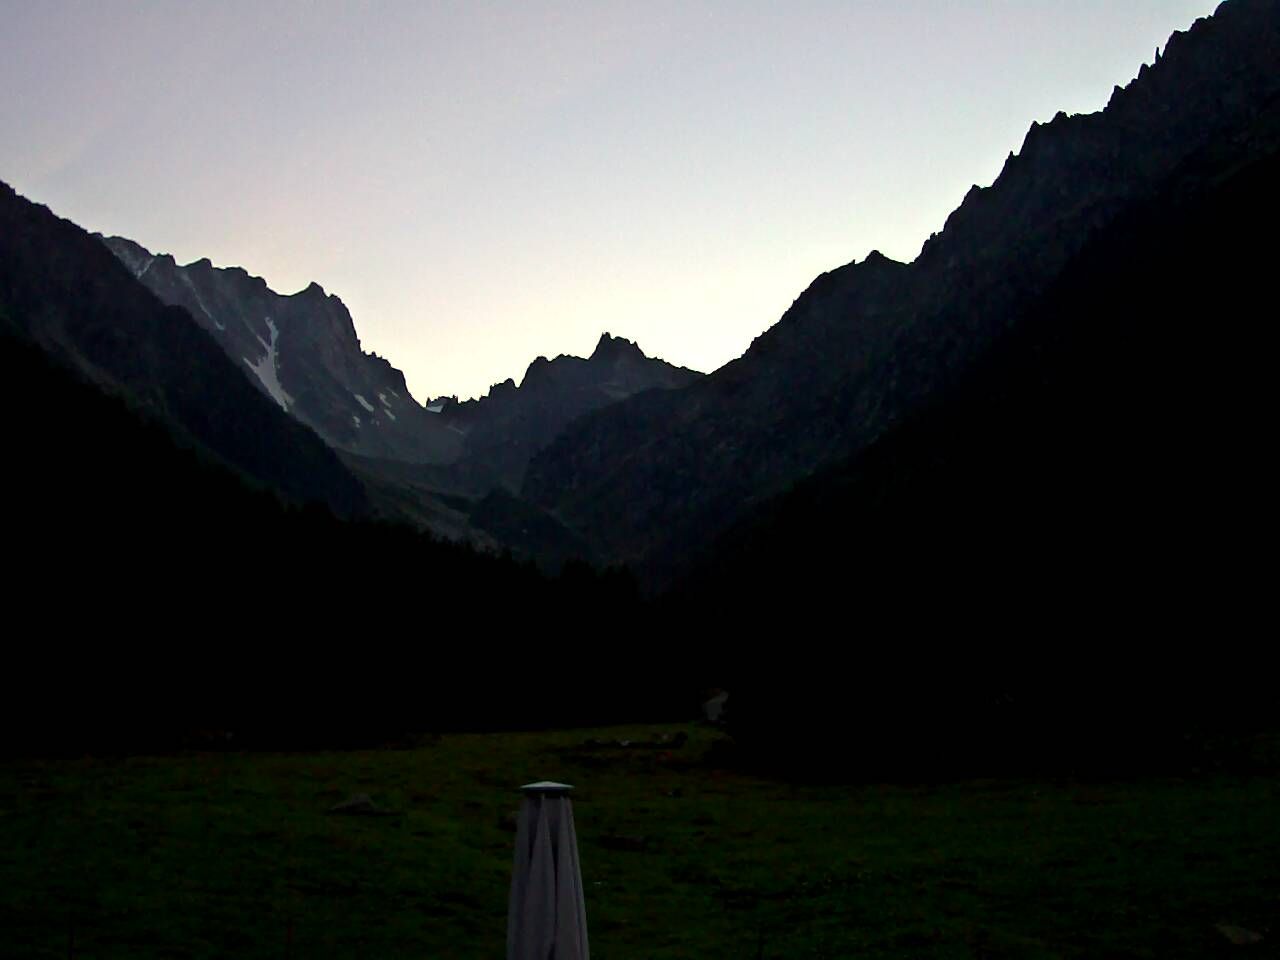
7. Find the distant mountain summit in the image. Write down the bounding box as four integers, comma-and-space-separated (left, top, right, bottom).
103, 236, 701, 503
101, 236, 461, 465
434, 332, 701, 491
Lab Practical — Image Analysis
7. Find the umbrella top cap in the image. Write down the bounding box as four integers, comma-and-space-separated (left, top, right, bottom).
520, 781, 574, 794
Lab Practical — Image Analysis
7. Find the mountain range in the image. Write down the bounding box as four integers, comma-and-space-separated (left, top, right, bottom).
2, 0, 1278, 755
2, 0, 1276, 642
98, 235, 700, 542
0, 184, 666, 734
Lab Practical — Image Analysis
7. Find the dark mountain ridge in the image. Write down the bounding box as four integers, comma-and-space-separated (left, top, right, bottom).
430, 331, 702, 493
678, 99, 1280, 622
523, 0, 1280, 579
691, 131, 1280, 771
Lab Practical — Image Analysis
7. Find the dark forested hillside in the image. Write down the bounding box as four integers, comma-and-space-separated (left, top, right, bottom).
671, 94, 1280, 774
0, 178, 694, 752
0, 327, 680, 757
0, 331, 672, 754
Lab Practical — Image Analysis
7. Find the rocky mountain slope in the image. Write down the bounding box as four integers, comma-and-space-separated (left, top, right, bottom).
102, 236, 461, 465
523, 0, 1280, 576
0, 181, 367, 516
674, 106, 1280, 624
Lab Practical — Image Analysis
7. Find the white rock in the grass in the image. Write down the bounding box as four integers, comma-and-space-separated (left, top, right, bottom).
354, 393, 376, 413
242, 317, 292, 411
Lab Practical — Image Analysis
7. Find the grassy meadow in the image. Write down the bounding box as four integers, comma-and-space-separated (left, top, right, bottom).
2, 724, 1278, 959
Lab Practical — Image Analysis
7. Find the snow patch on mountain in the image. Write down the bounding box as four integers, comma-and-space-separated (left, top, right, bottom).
243, 317, 292, 412
354, 393, 376, 413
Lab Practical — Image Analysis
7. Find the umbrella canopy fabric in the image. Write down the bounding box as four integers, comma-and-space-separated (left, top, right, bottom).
507, 782, 589, 960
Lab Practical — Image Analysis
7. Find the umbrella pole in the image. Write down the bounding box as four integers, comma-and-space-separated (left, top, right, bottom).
507, 781, 590, 960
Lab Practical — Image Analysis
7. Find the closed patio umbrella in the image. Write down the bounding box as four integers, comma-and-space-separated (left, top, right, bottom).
507, 781, 589, 960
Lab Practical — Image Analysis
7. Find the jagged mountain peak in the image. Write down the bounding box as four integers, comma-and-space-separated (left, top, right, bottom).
505, 333, 683, 392
922, 0, 1278, 271
295, 280, 328, 299
590, 331, 646, 362
427, 333, 703, 493
101, 233, 462, 465
860, 249, 898, 267
489, 377, 519, 396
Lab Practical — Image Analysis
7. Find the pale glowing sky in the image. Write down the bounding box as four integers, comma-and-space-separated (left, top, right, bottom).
1, 1, 1217, 401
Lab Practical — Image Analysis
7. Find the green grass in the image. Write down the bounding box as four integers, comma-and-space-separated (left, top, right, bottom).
2, 726, 1278, 959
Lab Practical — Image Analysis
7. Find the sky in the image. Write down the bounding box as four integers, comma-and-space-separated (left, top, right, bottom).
1, 1, 1218, 402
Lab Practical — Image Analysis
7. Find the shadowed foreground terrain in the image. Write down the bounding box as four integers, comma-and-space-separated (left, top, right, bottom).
2, 725, 1278, 959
